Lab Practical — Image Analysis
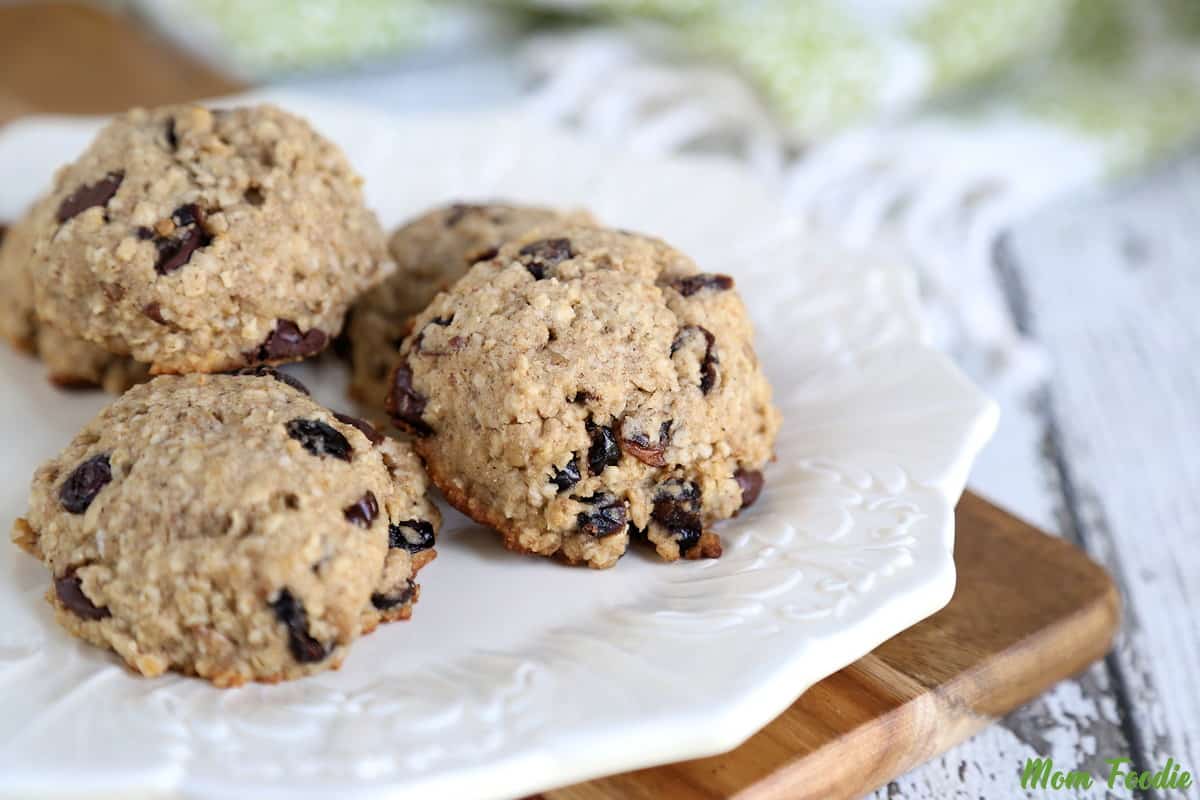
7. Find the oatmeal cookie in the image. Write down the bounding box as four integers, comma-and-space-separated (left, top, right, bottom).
29, 104, 390, 374
387, 225, 778, 568
12, 371, 439, 685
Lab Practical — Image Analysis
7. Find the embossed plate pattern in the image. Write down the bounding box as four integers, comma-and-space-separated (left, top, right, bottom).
0, 90, 997, 800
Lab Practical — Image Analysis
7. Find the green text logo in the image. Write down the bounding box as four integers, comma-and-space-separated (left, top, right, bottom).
1020, 757, 1193, 793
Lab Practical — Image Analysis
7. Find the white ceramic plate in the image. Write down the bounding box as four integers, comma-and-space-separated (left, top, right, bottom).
0, 90, 997, 800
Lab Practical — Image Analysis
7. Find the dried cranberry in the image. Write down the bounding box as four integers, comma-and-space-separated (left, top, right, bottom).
153, 204, 212, 274
55, 569, 110, 620
388, 520, 435, 553
518, 238, 573, 279
672, 325, 719, 395
575, 493, 627, 537
620, 420, 672, 467
673, 528, 702, 555
586, 419, 620, 475
652, 479, 703, 554
57, 172, 123, 222
414, 316, 465, 357
670, 273, 734, 297
371, 579, 416, 610
270, 589, 327, 662
344, 491, 379, 528
252, 320, 328, 362
550, 455, 581, 492
734, 468, 765, 509
171, 204, 200, 227
386, 362, 432, 436
333, 412, 383, 445
232, 364, 311, 395
142, 302, 168, 325
286, 419, 352, 461
59, 454, 112, 514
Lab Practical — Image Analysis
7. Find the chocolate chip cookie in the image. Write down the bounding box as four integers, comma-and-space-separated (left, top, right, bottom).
387, 225, 779, 569
0, 200, 149, 392
346, 203, 594, 419
11, 371, 439, 685
29, 104, 390, 374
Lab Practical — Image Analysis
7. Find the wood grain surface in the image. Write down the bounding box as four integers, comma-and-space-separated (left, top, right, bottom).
0, 2, 239, 124
999, 152, 1200, 792
0, 4, 1136, 798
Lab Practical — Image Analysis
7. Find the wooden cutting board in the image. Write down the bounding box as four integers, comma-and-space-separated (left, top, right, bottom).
0, 6, 1121, 798
539, 491, 1119, 799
